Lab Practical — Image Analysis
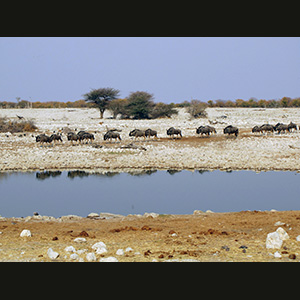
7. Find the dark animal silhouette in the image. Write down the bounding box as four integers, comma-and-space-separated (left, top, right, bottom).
67, 132, 79, 144
104, 131, 121, 141
50, 134, 63, 143
288, 122, 298, 131
145, 128, 157, 138
81, 132, 95, 143
36, 134, 53, 146
259, 124, 275, 134
223, 125, 239, 137
275, 123, 290, 134
167, 127, 182, 138
129, 129, 146, 139
77, 131, 95, 143
196, 125, 216, 136
252, 125, 261, 133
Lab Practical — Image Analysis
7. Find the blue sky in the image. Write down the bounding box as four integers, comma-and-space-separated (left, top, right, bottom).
0, 37, 299, 103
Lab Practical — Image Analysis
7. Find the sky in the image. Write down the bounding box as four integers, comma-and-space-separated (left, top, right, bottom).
0, 37, 299, 104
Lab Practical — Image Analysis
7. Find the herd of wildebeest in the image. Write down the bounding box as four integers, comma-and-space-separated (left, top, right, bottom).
34, 121, 298, 146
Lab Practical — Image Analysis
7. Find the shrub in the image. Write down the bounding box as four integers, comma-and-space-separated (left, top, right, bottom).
0, 117, 38, 133
150, 102, 178, 119
186, 100, 208, 118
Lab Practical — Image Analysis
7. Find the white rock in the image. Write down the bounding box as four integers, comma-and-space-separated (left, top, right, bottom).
86, 252, 96, 262
193, 210, 204, 215
276, 227, 289, 241
99, 256, 118, 262
274, 221, 285, 226
47, 248, 59, 260
87, 212, 100, 218
91, 241, 107, 250
70, 253, 79, 260
96, 247, 108, 255
144, 212, 159, 218
77, 249, 87, 255
116, 249, 124, 256
64, 246, 76, 252
125, 247, 133, 252
296, 235, 300, 242
266, 232, 283, 249
20, 229, 32, 237
73, 237, 87, 243
274, 251, 282, 258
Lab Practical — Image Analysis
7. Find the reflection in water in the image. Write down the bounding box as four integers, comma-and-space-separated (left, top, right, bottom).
0, 169, 299, 218
36, 171, 62, 180
167, 169, 182, 175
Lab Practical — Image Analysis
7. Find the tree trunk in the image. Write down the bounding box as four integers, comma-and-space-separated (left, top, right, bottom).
99, 109, 104, 119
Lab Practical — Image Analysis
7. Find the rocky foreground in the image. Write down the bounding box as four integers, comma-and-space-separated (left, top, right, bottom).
1, 210, 300, 262
1, 107, 300, 172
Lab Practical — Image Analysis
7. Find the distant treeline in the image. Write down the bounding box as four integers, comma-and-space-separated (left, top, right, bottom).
1, 96, 300, 109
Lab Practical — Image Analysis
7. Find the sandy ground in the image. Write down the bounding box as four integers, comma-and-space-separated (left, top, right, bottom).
1, 107, 300, 172
1, 107, 300, 262
1, 210, 300, 262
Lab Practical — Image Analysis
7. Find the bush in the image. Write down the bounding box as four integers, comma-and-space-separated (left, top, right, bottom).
186, 100, 208, 118
0, 117, 38, 133
126, 91, 155, 119
150, 102, 178, 119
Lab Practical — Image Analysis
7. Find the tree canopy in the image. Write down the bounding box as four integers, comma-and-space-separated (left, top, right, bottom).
125, 91, 155, 119
83, 87, 120, 118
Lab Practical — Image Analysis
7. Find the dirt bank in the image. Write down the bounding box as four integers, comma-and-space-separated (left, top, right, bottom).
1, 210, 300, 262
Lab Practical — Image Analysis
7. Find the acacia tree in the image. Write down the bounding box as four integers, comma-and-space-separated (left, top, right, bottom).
83, 87, 120, 118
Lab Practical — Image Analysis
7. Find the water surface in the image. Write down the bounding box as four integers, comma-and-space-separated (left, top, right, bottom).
0, 170, 299, 217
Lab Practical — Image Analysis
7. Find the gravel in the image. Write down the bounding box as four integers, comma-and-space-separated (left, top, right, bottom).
1, 107, 300, 172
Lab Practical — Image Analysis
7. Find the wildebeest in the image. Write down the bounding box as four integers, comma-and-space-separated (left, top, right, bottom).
36, 134, 53, 146
145, 128, 157, 138
77, 131, 95, 143
259, 124, 275, 134
67, 132, 79, 144
223, 125, 239, 137
50, 133, 63, 143
167, 127, 182, 138
81, 132, 95, 143
252, 125, 261, 134
275, 123, 290, 134
288, 121, 298, 131
104, 130, 121, 142
129, 129, 146, 140
196, 125, 216, 136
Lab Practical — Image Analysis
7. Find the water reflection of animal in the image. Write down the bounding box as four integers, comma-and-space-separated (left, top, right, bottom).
167, 127, 182, 138
223, 125, 239, 137
36, 171, 62, 180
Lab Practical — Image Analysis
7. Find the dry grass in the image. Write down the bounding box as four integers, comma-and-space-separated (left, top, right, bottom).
0, 117, 38, 133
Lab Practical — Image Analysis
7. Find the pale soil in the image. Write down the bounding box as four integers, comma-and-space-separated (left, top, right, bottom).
1, 210, 300, 262
1, 107, 300, 172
